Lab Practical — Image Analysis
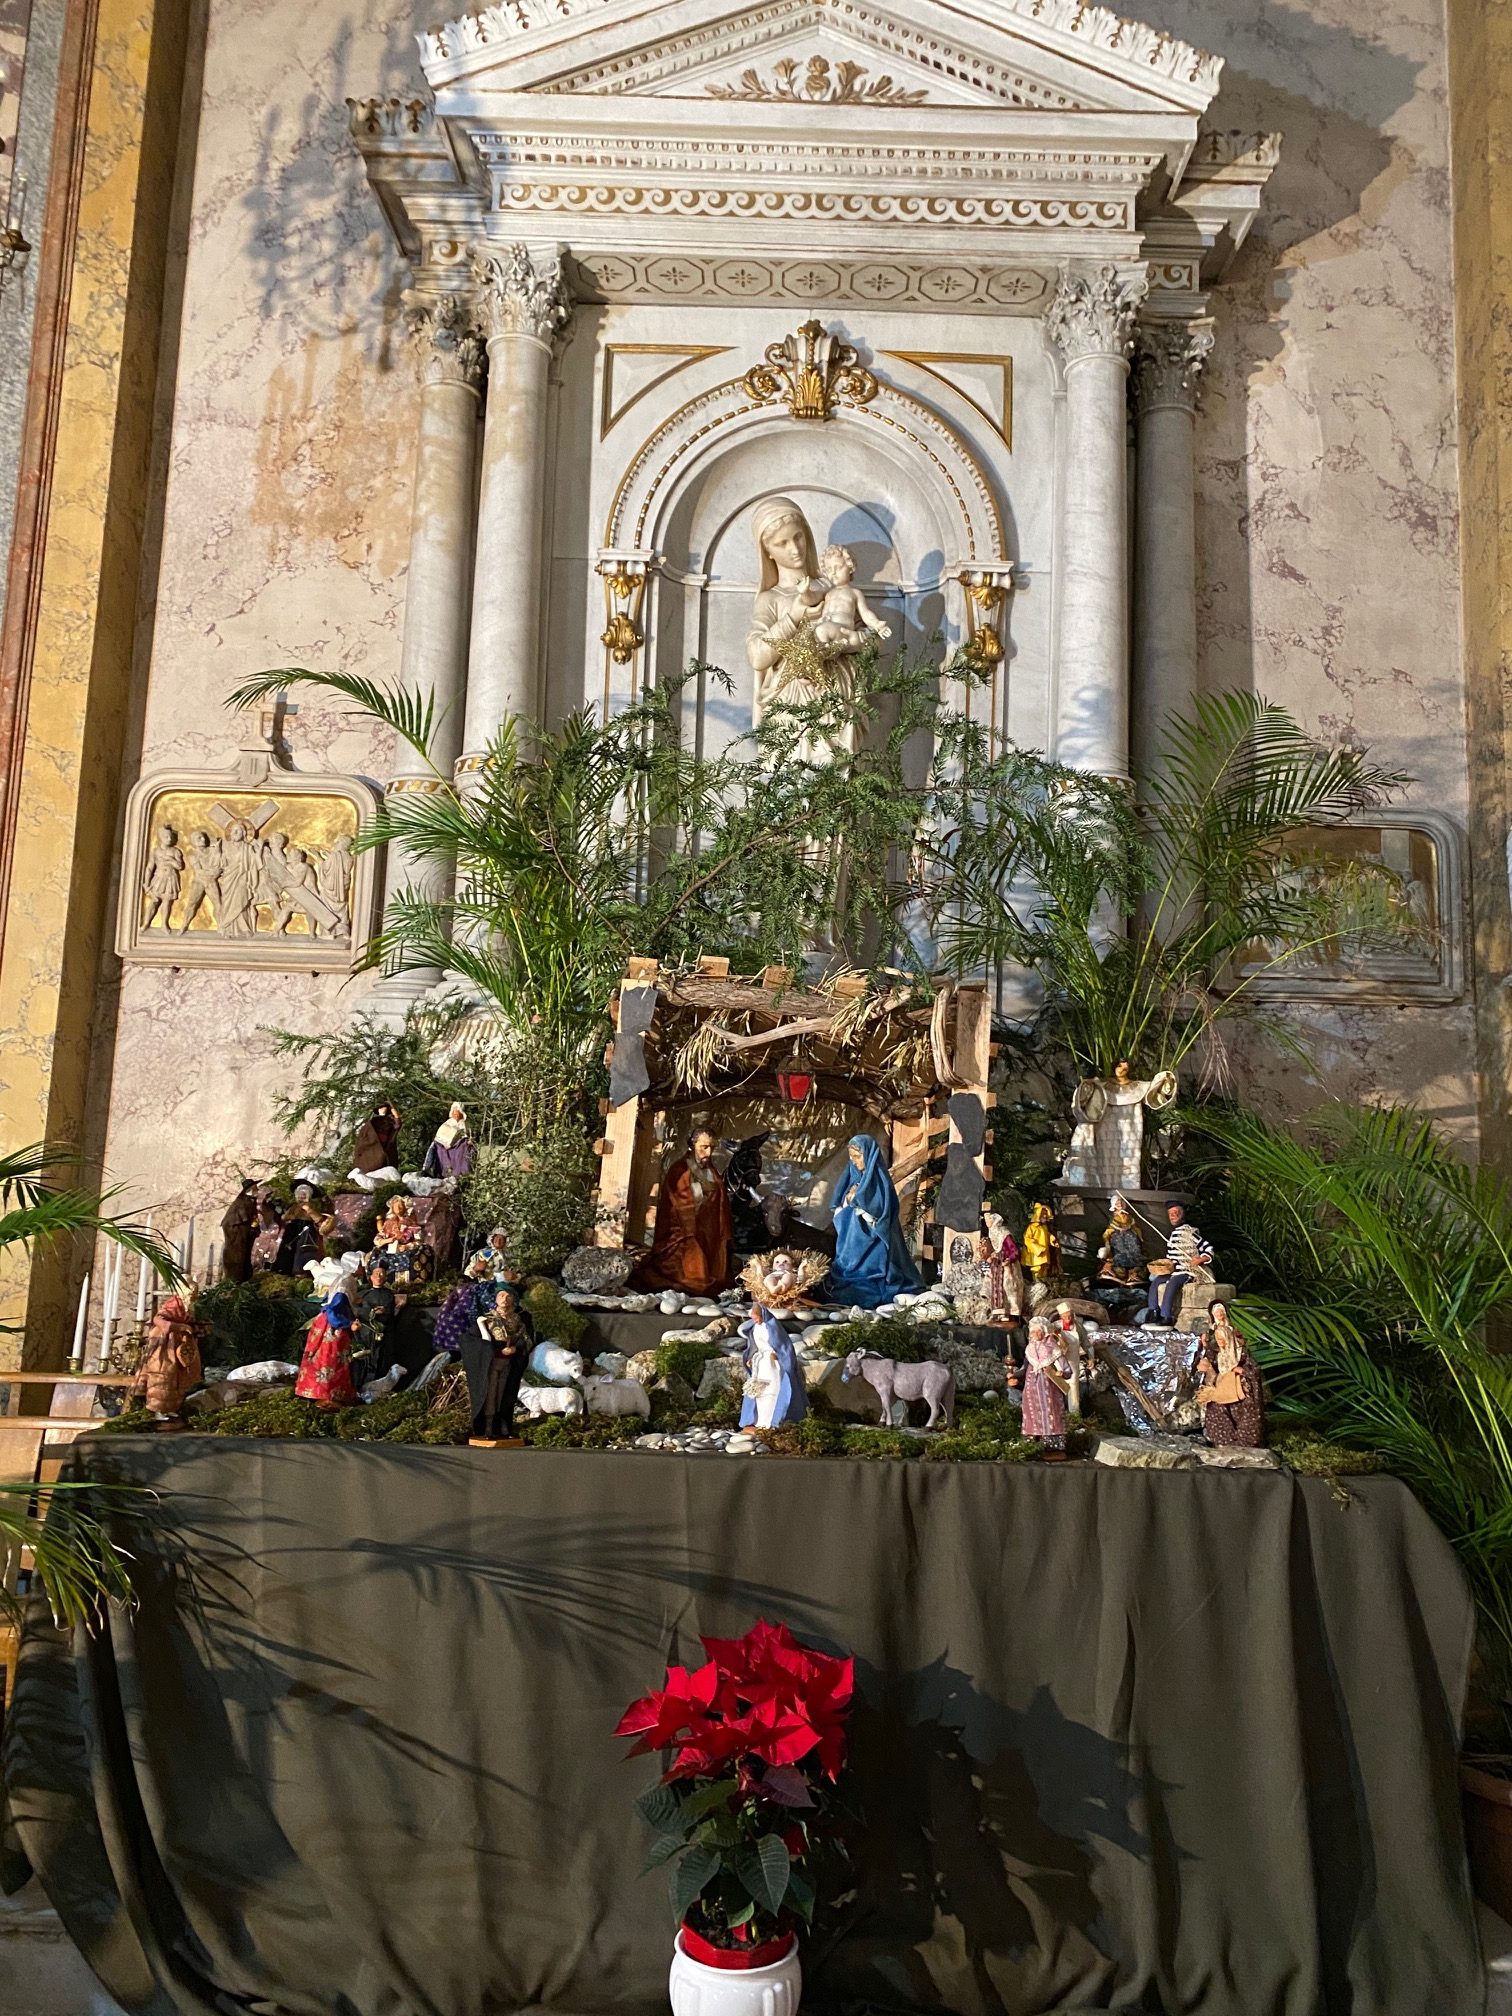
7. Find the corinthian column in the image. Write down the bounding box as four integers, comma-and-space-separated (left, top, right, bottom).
1131, 319, 1214, 789
370, 294, 484, 1021
1045, 262, 1147, 778
460, 244, 572, 773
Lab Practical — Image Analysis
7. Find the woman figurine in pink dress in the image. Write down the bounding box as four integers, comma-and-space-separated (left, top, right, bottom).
1021, 1314, 1069, 1450
295, 1286, 358, 1408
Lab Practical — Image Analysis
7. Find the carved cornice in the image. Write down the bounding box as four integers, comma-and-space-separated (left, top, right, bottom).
1045, 262, 1147, 365
708, 56, 927, 105
407, 293, 486, 388
418, 0, 1221, 99
1131, 319, 1214, 414
470, 243, 572, 345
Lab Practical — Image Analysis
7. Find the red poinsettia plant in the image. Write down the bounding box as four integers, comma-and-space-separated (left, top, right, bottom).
615, 1618, 854, 1954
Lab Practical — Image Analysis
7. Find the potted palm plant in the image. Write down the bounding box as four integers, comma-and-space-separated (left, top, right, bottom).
615, 1618, 853, 2016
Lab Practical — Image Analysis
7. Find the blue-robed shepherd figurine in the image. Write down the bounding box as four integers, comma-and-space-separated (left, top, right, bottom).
738, 1304, 807, 1430
825, 1135, 922, 1307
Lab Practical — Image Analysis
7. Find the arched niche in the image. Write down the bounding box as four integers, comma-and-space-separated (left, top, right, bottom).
628, 392, 1016, 754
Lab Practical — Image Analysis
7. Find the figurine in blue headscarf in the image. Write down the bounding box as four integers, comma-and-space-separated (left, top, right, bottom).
738, 1304, 808, 1430
825, 1135, 923, 1307
295, 1283, 358, 1407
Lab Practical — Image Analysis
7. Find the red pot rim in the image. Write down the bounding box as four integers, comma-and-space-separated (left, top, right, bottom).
678, 1924, 797, 1971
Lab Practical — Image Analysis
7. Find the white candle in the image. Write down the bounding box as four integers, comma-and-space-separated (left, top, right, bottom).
100, 1248, 120, 1367
135, 1212, 151, 1321
70, 1271, 89, 1366
183, 1215, 195, 1279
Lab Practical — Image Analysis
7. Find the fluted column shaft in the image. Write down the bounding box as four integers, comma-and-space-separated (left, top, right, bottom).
371, 296, 483, 1019
460, 244, 571, 768
1046, 263, 1147, 779
1131, 319, 1214, 788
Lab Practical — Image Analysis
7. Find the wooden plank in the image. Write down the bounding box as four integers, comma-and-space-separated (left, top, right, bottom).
0, 1424, 44, 1483
941, 982, 994, 1240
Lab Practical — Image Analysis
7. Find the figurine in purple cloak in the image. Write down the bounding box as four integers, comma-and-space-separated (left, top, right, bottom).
423, 1102, 475, 1180
738, 1303, 808, 1430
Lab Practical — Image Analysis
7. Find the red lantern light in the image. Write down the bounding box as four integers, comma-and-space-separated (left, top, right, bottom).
776, 1069, 813, 1104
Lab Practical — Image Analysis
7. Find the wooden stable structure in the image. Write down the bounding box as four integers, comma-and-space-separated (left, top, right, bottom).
592, 958, 995, 1263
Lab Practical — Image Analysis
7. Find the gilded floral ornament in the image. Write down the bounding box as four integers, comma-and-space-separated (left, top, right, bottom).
708, 56, 928, 106
743, 320, 879, 422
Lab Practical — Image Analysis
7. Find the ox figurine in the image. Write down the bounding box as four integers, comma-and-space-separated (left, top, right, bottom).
841, 1348, 956, 1431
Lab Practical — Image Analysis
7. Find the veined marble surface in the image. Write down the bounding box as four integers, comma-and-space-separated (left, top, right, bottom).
92, 0, 1479, 1254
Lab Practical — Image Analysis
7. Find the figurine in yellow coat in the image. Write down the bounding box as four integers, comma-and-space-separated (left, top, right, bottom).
1021, 1202, 1061, 1283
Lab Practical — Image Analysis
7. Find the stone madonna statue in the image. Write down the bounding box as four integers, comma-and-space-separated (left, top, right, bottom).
746, 496, 890, 764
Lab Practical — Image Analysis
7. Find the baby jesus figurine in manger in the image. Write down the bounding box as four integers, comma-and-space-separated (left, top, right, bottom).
739, 1248, 829, 1312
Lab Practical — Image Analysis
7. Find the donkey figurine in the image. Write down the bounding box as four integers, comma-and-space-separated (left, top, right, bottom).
841, 1348, 956, 1431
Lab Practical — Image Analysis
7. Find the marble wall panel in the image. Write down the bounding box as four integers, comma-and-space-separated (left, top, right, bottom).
92, 0, 1482, 1253
1148, 0, 1475, 1139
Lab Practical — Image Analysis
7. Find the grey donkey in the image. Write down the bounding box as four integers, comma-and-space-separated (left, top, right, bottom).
841, 1349, 956, 1431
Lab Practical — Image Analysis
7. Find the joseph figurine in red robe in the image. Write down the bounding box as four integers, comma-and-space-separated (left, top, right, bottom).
630, 1128, 733, 1294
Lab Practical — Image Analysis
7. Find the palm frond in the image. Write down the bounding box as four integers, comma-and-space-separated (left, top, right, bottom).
225, 667, 446, 771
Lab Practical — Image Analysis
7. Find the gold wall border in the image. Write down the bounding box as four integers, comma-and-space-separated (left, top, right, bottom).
881, 351, 1014, 452
599, 342, 731, 439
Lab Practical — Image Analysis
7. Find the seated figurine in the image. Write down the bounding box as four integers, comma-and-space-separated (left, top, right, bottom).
275, 1184, 334, 1278
1098, 1195, 1148, 1287
824, 1136, 921, 1308
628, 1130, 734, 1295
1139, 1201, 1214, 1328
373, 1195, 427, 1286
468, 1226, 515, 1281
1190, 1301, 1265, 1447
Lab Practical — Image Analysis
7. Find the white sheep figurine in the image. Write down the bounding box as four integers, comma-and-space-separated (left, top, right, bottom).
529, 1342, 586, 1385
580, 1374, 652, 1420
517, 1385, 585, 1420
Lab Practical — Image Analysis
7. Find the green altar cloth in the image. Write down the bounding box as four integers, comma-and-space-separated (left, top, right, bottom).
1, 1440, 1482, 2015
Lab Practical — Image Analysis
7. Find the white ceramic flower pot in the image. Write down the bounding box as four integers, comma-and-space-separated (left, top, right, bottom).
668, 1928, 802, 2016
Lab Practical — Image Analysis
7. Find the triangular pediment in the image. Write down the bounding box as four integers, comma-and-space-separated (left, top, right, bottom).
419, 0, 1223, 119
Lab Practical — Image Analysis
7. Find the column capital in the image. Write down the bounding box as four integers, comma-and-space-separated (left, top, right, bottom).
470, 243, 572, 347
406, 292, 486, 390
1046, 262, 1148, 367
1131, 318, 1216, 416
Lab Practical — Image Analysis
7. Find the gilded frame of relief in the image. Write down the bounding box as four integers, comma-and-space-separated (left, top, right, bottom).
115, 747, 382, 973
1231, 810, 1464, 1003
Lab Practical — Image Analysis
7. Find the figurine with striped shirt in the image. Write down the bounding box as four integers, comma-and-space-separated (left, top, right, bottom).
1139, 1200, 1214, 1328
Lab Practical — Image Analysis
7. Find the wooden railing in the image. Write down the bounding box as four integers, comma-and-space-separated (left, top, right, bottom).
0, 1372, 136, 1704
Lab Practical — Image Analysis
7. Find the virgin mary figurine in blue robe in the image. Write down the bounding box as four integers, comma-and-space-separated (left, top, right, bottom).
825, 1135, 923, 1307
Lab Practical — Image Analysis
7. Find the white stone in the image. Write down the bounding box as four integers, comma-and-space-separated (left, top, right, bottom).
1093, 1432, 1198, 1471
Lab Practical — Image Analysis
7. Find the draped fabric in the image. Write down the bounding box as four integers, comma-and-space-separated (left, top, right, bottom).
1, 1441, 1480, 2016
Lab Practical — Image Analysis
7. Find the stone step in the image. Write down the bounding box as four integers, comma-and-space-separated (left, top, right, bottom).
0, 1882, 126, 2016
